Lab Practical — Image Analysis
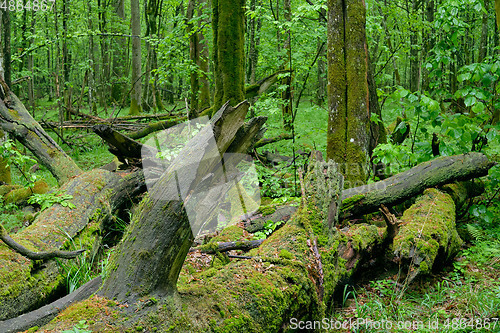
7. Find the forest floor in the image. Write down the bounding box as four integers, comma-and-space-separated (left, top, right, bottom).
2, 98, 500, 332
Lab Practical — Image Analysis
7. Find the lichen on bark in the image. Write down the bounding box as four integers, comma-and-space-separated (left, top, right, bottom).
327, 0, 370, 187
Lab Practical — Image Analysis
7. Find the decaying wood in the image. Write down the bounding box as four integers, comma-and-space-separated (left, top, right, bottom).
0, 169, 145, 321
340, 153, 495, 219
92, 124, 155, 167
254, 133, 293, 149
244, 205, 298, 233
392, 188, 463, 284
0, 277, 102, 333
245, 70, 291, 102
0, 77, 81, 185
99, 101, 263, 300
189, 239, 265, 254
0, 224, 85, 260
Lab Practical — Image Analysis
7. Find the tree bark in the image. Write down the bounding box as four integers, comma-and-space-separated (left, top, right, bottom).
212, 0, 246, 113
327, 0, 371, 187
340, 153, 495, 219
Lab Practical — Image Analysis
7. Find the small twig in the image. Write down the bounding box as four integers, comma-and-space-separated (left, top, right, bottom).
0, 224, 85, 260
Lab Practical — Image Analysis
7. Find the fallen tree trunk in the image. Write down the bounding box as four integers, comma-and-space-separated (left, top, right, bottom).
392, 188, 461, 284
0, 78, 81, 185
0, 169, 145, 321
37, 153, 400, 333
0, 277, 102, 333
189, 239, 265, 254
254, 133, 293, 149
340, 153, 495, 219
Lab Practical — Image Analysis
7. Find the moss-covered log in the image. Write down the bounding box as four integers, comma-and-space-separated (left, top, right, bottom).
0, 78, 81, 185
0, 169, 145, 321
254, 133, 293, 149
33, 153, 399, 333
341, 153, 495, 219
392, 188, 463, 283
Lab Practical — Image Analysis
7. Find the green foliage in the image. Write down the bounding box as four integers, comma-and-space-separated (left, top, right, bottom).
62, 320, 92, 333
27, 191, 76, 212
253, 219, 284, 240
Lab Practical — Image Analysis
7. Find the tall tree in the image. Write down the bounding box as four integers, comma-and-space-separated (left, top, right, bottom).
143, 0, 164, 112
1, 9, 11, 87
187, 0, 211, 117
327, 0, 370, 188
111, 0, 127, 102
281, 0, 293, 131
130, 0, 142, 115
212, 0, 246, 113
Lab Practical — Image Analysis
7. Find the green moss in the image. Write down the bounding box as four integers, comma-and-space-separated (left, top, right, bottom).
393, 189, 463, 276
278, 249, 293, 259
210, 225, 245, 243
341, 194, 365, 211
259, 205, 276, 216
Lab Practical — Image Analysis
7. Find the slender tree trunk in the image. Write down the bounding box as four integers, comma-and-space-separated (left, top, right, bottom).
111, 0, 127, 103
422, 0, 435, 91
478, 0, 490, 62
1, 9, 11, 87
62, 0, 72, 121
212, 0, 246, 113
98, 0, 110, 107
187, 0, 211, 117
281, 0, 293, 131
409, 0, 420, 92
327, 0, 371, 188
87, 2, 98, 115
317, 8, 327, 106
27, 11, 36, 116
130, 0, 142, 115
247, 0, 260, 85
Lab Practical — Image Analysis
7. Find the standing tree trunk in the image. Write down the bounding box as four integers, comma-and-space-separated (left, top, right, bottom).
327, 0, 371, 188
478, 0, 489, 62
212, 0, 246, 113
143, 0, 164, 113
187, 0, 211, 117
62, 0, 72, 121
111, 0, 127, 103
422, 0, 435, 91
129, 0, 142, 115
247, 0, 261, 85
409, 0, 420, 92
1, 9, 11, 87
316, 8, 327, 106
281, 0, 293, 131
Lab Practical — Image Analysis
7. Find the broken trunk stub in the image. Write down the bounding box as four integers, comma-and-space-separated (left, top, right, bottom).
141, 116, 260, 237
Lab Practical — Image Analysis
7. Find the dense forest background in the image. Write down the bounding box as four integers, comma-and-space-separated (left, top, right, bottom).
0, 0, 500, 331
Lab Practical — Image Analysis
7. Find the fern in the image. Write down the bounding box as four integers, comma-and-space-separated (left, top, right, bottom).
466, 224, 486, 242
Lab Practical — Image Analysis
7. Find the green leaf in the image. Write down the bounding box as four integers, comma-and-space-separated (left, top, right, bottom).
457, 73, 471, 82
471, 102, 485, 114
464, 96, 476, 107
